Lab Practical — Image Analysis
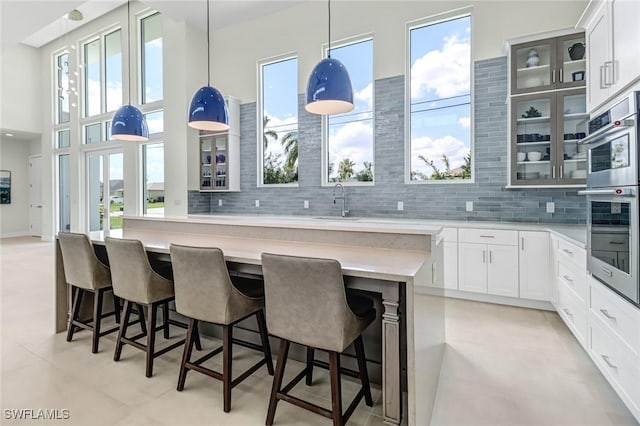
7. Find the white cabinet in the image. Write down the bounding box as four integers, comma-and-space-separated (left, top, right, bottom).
442, 228, 458, 290
458, 229, 519, 297
581, 0, 640, 113
518, 231, 551, 301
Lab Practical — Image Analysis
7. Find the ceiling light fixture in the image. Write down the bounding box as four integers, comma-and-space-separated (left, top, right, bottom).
66, 9, 83, 21
187, 0, 229, 131
305, 0, 354, 115
110, 0, 148, 141
5, 133, 14, 137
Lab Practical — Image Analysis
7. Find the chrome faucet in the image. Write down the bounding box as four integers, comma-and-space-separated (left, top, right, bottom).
333, 183, 349, 217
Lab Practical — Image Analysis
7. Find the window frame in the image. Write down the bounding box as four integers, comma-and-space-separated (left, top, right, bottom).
321, 34, 375, 187
257, 52, 299, 188
404, 7, 475, 185
138, 11, 163, 105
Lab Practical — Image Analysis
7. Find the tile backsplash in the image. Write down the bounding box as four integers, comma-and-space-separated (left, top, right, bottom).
189, 56, 586, 224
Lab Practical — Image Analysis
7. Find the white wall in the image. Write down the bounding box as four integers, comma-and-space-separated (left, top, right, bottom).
0, 138, 32, 237
212, 0, 587, 102
0, 44, 42, 133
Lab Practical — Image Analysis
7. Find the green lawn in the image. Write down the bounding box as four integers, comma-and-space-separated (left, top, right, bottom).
146, 201, 164, 209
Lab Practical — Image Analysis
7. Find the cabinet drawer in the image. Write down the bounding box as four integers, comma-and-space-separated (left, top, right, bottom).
590, 318, 640, 412
557, 238, 586, 269
458, 228, 518, 245
557, 279, 587, 347
557, 259, 587, 302
590, 276, 640, 356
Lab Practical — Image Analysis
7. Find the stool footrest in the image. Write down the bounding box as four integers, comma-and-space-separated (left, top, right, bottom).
97, 325, 120, 338
277, 392, 332, 419
312, 359, 361, 379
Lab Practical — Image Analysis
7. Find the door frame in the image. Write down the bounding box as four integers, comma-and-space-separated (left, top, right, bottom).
85, 148, 124, 233
28, 154, 42, 237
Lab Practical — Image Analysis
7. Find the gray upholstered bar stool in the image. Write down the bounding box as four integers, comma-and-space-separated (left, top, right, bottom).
105, 237, 195, 377
58, 232, 121, 353
170, 244, 274, 413
261, 253, 375, 426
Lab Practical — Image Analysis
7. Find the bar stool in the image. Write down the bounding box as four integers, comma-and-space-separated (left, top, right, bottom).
261, 253, 375, 426
58, 232, 120, 353
170, 244, 274, 413
105, 237, 195, 377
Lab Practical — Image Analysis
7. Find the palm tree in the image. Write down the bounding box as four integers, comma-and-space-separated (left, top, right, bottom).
263, 116, 278, 149
281, 131, 298, 170
338, 158, 355, 181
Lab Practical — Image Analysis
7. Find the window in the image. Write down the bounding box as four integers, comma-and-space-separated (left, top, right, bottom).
408, 14, 472, 181
142, 143, 164, 215
141, 13, 163, 104
144, 110, 164, 134
82, 29, 123, 118
259, 56, 298, 185
325, 38, 374, 183
56, 129, 70, 149
85, 123, 101, 144
58, 154, 70, 232
55, 52, 70, 124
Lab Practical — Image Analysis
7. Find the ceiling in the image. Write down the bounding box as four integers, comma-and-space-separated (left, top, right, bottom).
1, 0, 307, 53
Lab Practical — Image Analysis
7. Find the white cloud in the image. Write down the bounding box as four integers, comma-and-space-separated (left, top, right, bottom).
458, 116, 470, 129
354, 82, 373, 110
411, 35, 470, 99
263, 110, 298, 164
411, 135, 469, 175
328, 121, 374, 176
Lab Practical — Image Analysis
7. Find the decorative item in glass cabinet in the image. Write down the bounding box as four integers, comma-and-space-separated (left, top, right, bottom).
568, 42, 585, 60
521, 106, 542, 118
525, 49, 540, 67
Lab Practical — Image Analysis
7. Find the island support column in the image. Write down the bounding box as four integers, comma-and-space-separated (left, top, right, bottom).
382, 283, 402, 425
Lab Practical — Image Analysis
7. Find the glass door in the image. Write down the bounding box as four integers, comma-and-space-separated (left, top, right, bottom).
557, 33, 586, 88
200, 131, 229, 190
512, 93, 555, 185
511, 37, 556, 95
557, 89, 588, 183
86, 150, 124, 232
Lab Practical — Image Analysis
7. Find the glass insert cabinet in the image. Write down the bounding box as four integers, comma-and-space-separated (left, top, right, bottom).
511, 89, 587, 186
200, 132, 229, 190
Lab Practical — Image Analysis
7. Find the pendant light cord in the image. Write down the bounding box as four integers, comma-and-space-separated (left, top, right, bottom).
327, 0, 331, 58
207, 0, 211, 86
127, 0, 132, 105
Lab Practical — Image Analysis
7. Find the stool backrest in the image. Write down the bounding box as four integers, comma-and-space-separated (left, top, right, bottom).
105, 237, 160, 304
170, 244, 255, 324
58, 232, 110, 290
261, 253, 358, 352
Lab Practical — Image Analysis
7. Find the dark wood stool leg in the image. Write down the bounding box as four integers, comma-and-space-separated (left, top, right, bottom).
146, 302, 158, 378
136, 303, 147, 335
114, 300, 132, 361
354, 335, 373, 406
256, 309, 274, 375
162, 302, 170, 339
66, 286, 83, 342
266, 339, 290, 426
92, 288, 104, 354
222, 324, 233, 412
305, 347, 315, 386
113, 293, 121, 324
193, 322, 202, 351
177, 318, 197, 391
329, 351, 344, 426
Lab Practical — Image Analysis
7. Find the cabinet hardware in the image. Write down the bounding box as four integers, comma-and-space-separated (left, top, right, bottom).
482, 250, 486, 263
562, 248, 573, 255
552, 166, 556, 179
600, 309, 616, 320
599, 65, 606, 89
559, 68, 563, 83
489, 250, 493, 263
563, 308, 573, 317
601, 355, 617, 369
552, 69, 556, 84
602, 267, 613, 277
560, 165, 563, 179
521, 237, 524, 251
604, 61, 614, 86
608, 241, 624, 245
562, 275, 574, 282
480, 235, 495, 238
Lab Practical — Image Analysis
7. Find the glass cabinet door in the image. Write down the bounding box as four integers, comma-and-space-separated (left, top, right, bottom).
200, 132, 229, 190
557, 90, 588, 183
511, 38, 555, 94
512, 95, 555, 184
557, 34, 586, 88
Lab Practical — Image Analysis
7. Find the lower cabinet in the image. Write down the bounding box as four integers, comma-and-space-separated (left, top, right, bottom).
519, 231, 551, 301
457, 229, 519, 297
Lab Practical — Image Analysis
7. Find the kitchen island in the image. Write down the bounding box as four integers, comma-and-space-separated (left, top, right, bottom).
54, 215, 445, 426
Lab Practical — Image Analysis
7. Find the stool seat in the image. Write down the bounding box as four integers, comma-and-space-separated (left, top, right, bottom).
171, 244, 274, 413
262, 253, 375, 426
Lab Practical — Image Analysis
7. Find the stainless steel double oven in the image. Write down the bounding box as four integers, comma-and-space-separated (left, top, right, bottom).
580, 90, 640, 306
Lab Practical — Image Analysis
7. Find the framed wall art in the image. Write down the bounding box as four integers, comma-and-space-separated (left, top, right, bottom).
0, 170, 11, 204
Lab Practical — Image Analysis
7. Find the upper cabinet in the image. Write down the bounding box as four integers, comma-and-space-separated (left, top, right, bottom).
580, 0, 640, 113
511, 33, 586, 95
198, 96, 241, 192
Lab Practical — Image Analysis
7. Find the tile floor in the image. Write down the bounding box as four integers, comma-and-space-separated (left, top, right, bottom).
1, 237, 637, 425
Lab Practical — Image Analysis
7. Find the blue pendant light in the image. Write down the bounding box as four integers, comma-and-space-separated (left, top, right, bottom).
305, 0, 354, 115
111, 0, 148, 141
188, 0, 229, 131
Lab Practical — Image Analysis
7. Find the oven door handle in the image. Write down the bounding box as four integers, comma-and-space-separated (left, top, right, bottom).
579, 116, 636, 146
578, 188, 636, 197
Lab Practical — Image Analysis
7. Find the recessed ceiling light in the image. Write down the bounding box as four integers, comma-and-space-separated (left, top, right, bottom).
5, 133, 14, 137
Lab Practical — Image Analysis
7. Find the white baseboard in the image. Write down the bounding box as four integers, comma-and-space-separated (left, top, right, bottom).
414, 286, 555, 311
0, 231, 33, 239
